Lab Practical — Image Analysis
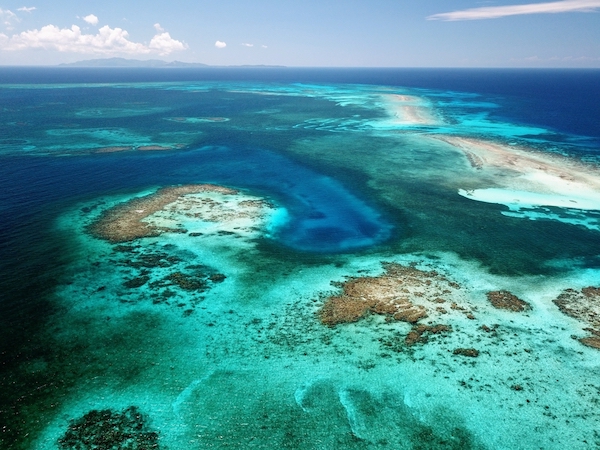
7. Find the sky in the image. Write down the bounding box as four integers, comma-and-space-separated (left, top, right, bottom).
0, 0, 599, 67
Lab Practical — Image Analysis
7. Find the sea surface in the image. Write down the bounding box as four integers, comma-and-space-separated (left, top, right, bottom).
1, 67, 600, 449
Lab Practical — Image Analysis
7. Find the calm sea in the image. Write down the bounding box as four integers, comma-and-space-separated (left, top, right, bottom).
1, 67, 599, 449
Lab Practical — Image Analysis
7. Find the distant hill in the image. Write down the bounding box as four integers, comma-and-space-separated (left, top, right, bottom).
58, 58, 284, 68
58, 58, 209, 68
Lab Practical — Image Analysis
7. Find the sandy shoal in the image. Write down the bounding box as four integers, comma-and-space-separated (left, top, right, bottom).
431, 135, 600, 210
380, 94, 438, 126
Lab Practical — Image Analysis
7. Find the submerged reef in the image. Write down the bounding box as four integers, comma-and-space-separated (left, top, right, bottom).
553, 286, 600, 349
318, 262, 470, 336
405, 324, 452, 346
320, 263, 434, 326
58, 406, 160, 449
486, 290, 530, 312
78, 183, 274, 314
108, 245, 226, 312
88, 184, 253, 243
94, 144, 186, 154
453, 348, 480, 358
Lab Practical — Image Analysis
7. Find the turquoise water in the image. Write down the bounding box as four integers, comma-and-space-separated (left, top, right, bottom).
1, 69, 600, 449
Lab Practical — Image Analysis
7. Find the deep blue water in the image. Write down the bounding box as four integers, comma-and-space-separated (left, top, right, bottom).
0, 146, 392, 254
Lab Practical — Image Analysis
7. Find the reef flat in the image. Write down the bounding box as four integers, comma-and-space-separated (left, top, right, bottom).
1, 71, 600, 450
88, 184, 255, 242
319, 262, 469, 327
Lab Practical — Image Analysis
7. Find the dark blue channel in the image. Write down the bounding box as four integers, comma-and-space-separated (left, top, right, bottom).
0, 146, 392, 254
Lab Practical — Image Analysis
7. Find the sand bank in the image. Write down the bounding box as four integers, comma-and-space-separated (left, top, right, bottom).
165, 117, 229, 123
380, 94, 438, 126
137, 145, 176, 151
433, 135, 600, 212
94, 144, 185, 154
94, 146, 134, 153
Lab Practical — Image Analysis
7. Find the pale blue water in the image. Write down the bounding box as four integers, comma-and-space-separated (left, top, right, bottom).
1, 68, 600, 449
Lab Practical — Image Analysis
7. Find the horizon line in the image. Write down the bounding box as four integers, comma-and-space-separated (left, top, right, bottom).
1, 64, 600, 70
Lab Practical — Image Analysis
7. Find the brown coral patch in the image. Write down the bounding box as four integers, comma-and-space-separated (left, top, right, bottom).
88, 184, 238, 243
554, 287, 600, 329
405, 324, 452, 346
318, 262, 465, 327
453, 348, 479, 357
486, 290, 530, 312
319, 269, 427, 326
578, 328, 600, 349
554, 287, 600, 349
582, 287, 600, 299
319, 295, 372, 326
580, 335, 600, 350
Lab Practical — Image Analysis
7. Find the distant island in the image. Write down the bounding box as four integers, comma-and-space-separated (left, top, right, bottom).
58, 58, 285, 68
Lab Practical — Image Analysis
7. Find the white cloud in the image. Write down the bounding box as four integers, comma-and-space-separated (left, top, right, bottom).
215, 40, 226, 48
261, 45, 267, 48
153, 23, 164, 32
242, 42, 253, 47
428, 0, 600, 21
1, 23, 187, 56
17, 6, 36, 13
149, 32, 187, 55
83, 14, 99, 26
0, 8, 18, 28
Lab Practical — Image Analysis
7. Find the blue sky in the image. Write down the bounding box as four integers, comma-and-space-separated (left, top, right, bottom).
0, 0, 599, 67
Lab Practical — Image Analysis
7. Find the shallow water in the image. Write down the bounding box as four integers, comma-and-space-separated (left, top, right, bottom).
1, 68, 600, 449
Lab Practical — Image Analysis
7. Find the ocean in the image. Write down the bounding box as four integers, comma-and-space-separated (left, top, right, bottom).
1, 67, 599, 449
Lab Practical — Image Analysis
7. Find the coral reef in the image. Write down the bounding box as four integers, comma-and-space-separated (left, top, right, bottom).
89, 184, 238, 243
453, 348, 479, 357
318, 262, 465, 327
58, 406, 160, 449
405, 324, 452, 346
553, 287, 600, 349
486, 290, 530, 312
94, 243, 227, 313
